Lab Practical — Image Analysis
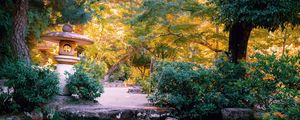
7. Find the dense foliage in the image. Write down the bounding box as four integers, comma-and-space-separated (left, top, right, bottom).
0, 61, 59, 112
245, 52, 300, 119
210, 0, 300, 30
66, 62, 104, 101
150, 52, 300, 119
77, 59, 106, 81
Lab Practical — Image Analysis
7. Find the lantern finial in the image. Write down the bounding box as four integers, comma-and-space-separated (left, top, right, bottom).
62, 24, 73, 32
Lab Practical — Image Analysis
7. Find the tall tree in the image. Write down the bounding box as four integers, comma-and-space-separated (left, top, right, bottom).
11, 0, 30, 64
210, 0, 300, 63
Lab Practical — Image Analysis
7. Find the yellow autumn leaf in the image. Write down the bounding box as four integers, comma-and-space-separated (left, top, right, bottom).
262, 73, 275, 81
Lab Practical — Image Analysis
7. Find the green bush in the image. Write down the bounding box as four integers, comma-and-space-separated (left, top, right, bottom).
0, 61, 59, 111
149, 62, 221, 119
245, 53, 300, 110
268, 88, 300, 120
66, 63, 104, 101
245, 53, 300, 119
149, 52, 300, 119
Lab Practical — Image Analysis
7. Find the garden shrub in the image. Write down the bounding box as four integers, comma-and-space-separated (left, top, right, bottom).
149, 52, 300, 119
66, 63, 104, 101
268, 88, 300, 120
245, 52, 300, 119
0, 61, 59, 111
214, 60, 253, 108
149, 62, 221, 119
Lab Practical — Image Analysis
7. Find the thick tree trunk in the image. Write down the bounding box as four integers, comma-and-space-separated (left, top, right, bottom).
11, 0, 31, 64
228, 23, 253, 63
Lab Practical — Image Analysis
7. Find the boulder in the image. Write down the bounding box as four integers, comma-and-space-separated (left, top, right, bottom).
1, 116, 21, 120
221, 108, 254, 120
128, 86, 143, 94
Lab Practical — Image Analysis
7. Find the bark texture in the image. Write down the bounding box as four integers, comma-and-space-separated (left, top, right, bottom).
228, 23, 253, 63
11, 0, 31, 64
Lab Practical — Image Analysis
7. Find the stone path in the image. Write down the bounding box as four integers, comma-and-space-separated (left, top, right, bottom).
96, 87, 151, 108
56, 87, 171, 120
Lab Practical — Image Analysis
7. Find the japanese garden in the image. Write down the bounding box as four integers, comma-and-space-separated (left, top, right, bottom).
0, 0, 299, 120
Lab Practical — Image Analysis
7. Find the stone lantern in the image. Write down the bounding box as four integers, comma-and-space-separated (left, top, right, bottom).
42, 24, 94, 95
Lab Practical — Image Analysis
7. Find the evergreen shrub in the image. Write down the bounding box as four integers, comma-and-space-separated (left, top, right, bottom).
66, 62, 104, 101
0, 61, 59, 112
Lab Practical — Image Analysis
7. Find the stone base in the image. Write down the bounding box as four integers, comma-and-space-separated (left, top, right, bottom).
222, 108, 254, 120
56, 64, 74, 95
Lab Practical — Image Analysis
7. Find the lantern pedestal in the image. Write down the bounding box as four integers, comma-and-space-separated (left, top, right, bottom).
56, 64, 74, 95
55, 55, 80, 95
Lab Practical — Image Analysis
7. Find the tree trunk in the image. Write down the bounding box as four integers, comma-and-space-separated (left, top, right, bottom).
103, 54, 131, 82
215, 25, 220, 59
11, 0, 31, 64
228, 23, 253, 63
0, 27, 5, 62
282, 30, 287, 57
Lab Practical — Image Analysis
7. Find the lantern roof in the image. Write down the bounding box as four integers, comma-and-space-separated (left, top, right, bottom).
41, 24, 94, 45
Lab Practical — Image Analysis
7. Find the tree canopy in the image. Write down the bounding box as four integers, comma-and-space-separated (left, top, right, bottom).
211, 0, 300, 31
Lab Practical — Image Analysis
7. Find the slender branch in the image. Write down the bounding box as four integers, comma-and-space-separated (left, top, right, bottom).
156, 26, 228, 55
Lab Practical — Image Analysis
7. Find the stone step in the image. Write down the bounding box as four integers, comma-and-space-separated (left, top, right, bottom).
58, 105, 170, 120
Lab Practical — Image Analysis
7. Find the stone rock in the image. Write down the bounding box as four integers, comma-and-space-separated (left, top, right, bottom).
2, 116, 20, 120
58, 105, 170, 120
103, 81, 125, 87
128, 86, 143, 94
46, 96, 74, 110
165, 117, 177, 120
0, 79, 11, 93
221, 108, 254, 120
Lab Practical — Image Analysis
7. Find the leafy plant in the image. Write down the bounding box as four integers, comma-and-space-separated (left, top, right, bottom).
0, 60, 59, 111
244, 52, 300, 119
66, 63, 104, 101
149, 62, 220, 119
268, 88, 300, 120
